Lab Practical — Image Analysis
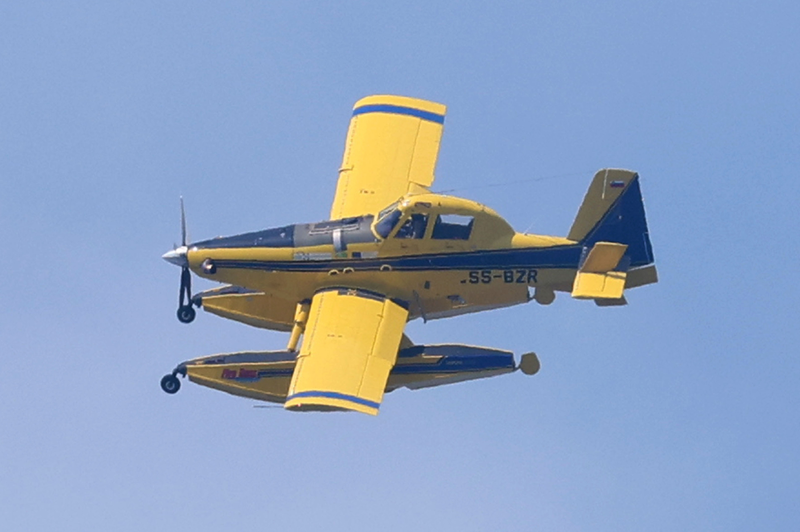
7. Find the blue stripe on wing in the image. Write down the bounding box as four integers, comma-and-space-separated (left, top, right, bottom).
286, 390, 381, 410
353, 104, 445, 124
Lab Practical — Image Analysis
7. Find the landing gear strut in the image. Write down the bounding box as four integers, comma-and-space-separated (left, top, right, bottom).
177, 265, 195, 323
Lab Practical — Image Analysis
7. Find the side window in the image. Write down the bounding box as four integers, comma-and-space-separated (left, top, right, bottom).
394, 214, 429, 239
432, 214, 473, 240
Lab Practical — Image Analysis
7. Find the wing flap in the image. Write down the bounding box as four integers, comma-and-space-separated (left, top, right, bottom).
285, 288, 409, 415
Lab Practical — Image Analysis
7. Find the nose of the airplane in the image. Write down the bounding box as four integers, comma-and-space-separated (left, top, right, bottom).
162, 246, 189, 268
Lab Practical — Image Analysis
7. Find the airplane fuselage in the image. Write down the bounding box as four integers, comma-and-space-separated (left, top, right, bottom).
184, 204, 584, 322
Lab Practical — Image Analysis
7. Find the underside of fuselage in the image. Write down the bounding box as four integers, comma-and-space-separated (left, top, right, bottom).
188, 250, 578, 322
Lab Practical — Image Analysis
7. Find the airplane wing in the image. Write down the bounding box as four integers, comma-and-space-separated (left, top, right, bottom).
329, 95, 446, 220
284, 288, 409, 415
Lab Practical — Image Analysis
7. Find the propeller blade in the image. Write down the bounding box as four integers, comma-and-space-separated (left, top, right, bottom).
180, 196, 187, 247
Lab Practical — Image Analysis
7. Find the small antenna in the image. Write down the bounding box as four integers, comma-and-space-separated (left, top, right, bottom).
434, 170, 585, 195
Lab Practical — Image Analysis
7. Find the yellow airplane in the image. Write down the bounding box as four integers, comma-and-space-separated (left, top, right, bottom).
160, 95, 657, 415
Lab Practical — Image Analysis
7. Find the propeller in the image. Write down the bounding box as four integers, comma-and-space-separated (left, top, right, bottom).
180, 197, 188, 250
162, 197, 196, 324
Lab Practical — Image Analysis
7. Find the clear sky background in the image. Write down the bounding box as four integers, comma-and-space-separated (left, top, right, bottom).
1, 2, 798, 531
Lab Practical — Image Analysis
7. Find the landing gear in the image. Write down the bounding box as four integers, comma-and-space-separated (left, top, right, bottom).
161, 373, 181, 394
177, 305, 196, 323
176, 265, 195, 324
161, 365, 187, 395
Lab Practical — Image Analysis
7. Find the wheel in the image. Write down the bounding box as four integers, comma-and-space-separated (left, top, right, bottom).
177, 305, 196, 323
161, 374, 181, 394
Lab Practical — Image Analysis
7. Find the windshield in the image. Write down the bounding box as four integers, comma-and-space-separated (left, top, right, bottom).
374, 208, 403, 239
377, 202, 399, 220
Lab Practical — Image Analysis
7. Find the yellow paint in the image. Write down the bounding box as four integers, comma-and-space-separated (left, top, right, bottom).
571, 241, 629, 299
376, 194, 517, 254
187, 361, 293, 402
580, 242, 627, 272
201, 292, 295, 331
572, 271, 627, 299
330, 95, 446, 220
286, 300, 310, 352
284, 289, 409, 415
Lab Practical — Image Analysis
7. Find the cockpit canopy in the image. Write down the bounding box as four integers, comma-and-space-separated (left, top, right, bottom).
371, 194, 514, 248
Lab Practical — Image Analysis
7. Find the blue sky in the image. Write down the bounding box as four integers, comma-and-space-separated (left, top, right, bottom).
1, 2, 798, 530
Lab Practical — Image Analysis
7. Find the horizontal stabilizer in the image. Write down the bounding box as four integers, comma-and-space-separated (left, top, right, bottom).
572, 271, 626, 299
572, 241, 628, 299
625, 264, 658, 288
580, 242, 627, 272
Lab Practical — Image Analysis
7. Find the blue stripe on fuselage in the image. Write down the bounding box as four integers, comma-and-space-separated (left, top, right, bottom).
211, 245, 597, 274
353, 104, 445, 124
393, 354, 514, 375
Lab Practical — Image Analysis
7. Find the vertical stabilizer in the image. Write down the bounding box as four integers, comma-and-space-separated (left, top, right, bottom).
569, 169, 654, 268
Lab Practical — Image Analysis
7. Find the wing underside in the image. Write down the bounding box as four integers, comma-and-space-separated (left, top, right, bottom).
329, 95, 446, 220
284, 287, 409, 415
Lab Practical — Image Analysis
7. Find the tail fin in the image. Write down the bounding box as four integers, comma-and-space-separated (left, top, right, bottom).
569, 169, 655, 268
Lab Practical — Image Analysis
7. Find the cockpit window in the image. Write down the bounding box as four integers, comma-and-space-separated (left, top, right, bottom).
374, 208, 403, 239
432, 214, 473, 240
377, 202, 399, 220
394, 214, 429, 239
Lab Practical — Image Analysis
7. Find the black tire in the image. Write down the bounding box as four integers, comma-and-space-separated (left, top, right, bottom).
177, 305, 196, 323
161, 374, 181, 394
